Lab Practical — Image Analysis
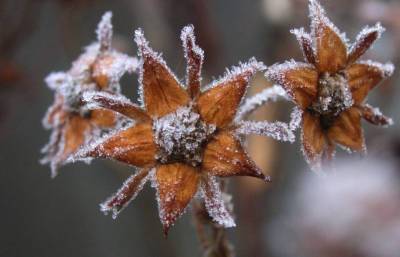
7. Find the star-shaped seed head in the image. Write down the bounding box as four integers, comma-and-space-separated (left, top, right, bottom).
41, 11, 139, 177
71, 25, 295, 235
265, 0, 394, 169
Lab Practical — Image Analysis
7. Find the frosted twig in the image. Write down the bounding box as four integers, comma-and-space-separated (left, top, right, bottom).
235, 121, 295, 143
235, 85, 288, 122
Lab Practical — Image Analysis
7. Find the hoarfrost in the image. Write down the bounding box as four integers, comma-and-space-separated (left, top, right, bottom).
290, 27, 315, 63
235, 85, 288, 122
349, 22, 385, 56
235, 121, 295, 143
289, 106, 303, 131
96, 11, 113, 51
201, 176, 236, 228
358, 60, 395, 78
204, 57, 266, 91
134, 28, 184, 106
100, 169, 151, 219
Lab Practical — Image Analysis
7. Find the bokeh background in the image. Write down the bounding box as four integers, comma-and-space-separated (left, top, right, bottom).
1, 0, 400, 256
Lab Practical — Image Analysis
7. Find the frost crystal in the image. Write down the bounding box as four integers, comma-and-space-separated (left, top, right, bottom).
96, 11, 113, 51
153, 106, 215, 166
235, 121, 295, 143
235, 85, 288, 122
204, 57, 266, 91
201, 176, 236, 228
289, 106, 303, 131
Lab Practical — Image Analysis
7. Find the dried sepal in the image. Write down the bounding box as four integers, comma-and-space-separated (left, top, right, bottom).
90, 109, 116, 127
309, 0, 347, 73
265, 61, 318, 109
301, 112, 326, 168
100, 168, 151, 218
201, 175, 236, 228
40, 126, 64, 178
347, 61, 394, 104
235, 121, 295, 143
82, 91, 151, 122
291, 28, 316, 64
202, 131, 270, 181
327, 107, 364, 151
198, 58, 265, 128
96, 11, 113, 52
76, 123, 157, 167
155, 163, 199, 235
360, 104, 393, 127
348, 23, 385, 65
181, 24, 204, 99
235, 85, 288, 122
134, 29, 190, 117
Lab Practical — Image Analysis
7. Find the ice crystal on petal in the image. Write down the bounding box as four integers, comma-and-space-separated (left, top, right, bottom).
358, 60, 395, 78
289, 106, 303, 131
82, 91, 134, 111
204, 57, 266, 91
100, 169, 151, 219
309, 0, 349, 48
235, 121, 295, 143
134, 28, 184, 106
235, 85, 288, 122
350, 23, 385, 50
201, 176, 236, 228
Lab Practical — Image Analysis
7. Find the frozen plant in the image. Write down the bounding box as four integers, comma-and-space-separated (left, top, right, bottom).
70, 25, 295, 235
265, 0, 394, 170
41, 11, 139, 177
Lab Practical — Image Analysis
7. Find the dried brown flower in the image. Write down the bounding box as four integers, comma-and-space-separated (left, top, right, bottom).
265, 0, 394, 169
41, 12, 138, 177
72, 25, 294, 234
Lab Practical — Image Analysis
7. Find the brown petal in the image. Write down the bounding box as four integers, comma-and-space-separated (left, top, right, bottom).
202, 130, 269, 181
83, 123, 157, 168
90, 109, 116, 128
347, 24, 384, 65
291, 28, 316, 64
200, 175, 235, 227
265, 62, 318, 109
92, 54, 115, 89
83, 91, 151, 122
360, 104, 392, 127
181, 25, 204, 99
135, 29, 190, 117
61, 115, 92, 161
310, 0, 347, 73
327, 107, 364, 151
156, 163, 199, 235
301, 112, 327, 167
197, 60, 264, 128
100, 168, 151, 218
347, 62, 393, 104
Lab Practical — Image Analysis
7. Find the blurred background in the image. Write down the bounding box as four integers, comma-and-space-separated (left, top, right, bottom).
1, 0, 400, 256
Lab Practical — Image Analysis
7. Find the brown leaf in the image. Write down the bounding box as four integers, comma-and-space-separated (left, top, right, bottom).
301, 112, 327, 166
84, 92, 151, 122
328, 107, 364, 151
43, 94, 65, 128
90, 109, 116, 127
310, 0, 347, 73
266, 63, 318, 109
84, 123, 157, 168
101, 168, 151, 217
360, 104, 392, 126
202, 130, 269, 181
347, 27, 381, 65
136, 31, 190, 117
197, 70, 252, 128
347, 62, 389, 104
156, 163, 199, 235
182, 25, 203, 99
